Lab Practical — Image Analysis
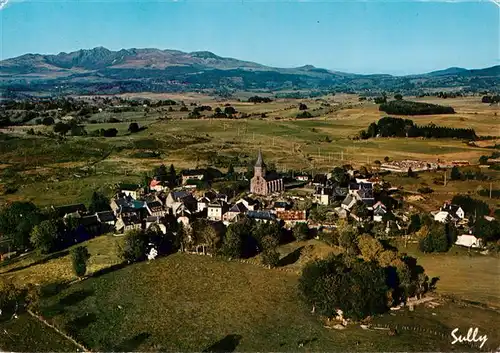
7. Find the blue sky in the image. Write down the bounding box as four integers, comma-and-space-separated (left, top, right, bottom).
0, 0, 498, 75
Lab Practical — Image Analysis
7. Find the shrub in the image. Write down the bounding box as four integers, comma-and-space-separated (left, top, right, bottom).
30, 219, 60, 254
119, 230, 149, 263
70, 246, 91, 278
128, 122, 140, 133
299, 255, 388, 320
293, 223, 310, 241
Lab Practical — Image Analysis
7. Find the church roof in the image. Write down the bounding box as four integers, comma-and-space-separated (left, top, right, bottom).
255, 149, 265, 167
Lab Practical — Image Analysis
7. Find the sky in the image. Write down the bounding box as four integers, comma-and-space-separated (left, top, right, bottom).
0, 0, 499, 75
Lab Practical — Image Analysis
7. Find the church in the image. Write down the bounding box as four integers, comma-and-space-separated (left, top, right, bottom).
250, 150, 284, 196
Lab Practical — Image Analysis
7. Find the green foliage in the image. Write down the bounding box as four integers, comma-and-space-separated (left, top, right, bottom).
119, 230, 149, 263
89, 191, 111, 213
0, 201, 44, 251
292, 223, 310, 241
408, 214, 422, 234
248, 96, 272, 103
379, 100, 455, 115
357, 234, 384, 261
418, 223, 450, 253
450, 166, 461, 180
394, 94, 403, 100
53, 122, 71, 135
0, 278, 22, 318
298, 254, 388, 320
296, 111, 312, 119
128, 122, 140, 133
29, 219, 60, 255
71, 246, 91, 278
220, 224, 244, 258
451, 195, 490, 218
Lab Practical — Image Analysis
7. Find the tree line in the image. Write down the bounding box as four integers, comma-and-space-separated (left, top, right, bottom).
379, 100, 455, 115
359, 117, 477, 140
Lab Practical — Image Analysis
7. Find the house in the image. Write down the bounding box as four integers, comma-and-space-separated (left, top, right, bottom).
115, 214, 142, 233
52, 204, 87, 218
313, 187, 332, 206
166, 190, 197, 212
341, 193, 361, 211
181, 169, 205, 185
207, 200, 229, 221
96, 210, 116, 226
146, 201, 166, 217
276, 210, 307, 228
357, 186, 375, 209
120, 185, 142, 200
455, 234, 484, 249
295, 174, 309, 182
150, 178, 167, 192
79, 215, 101, 236
332, 186, 349, 200
250, 150, 284, 196
223, 202, 248, 223
172, 203, 192, 217
197, 196, 211, 213
236, 197, 259, 211
312, 174, 328, 187
434, 211, 453, 223
273, 201, 291, 212
246, 210, 276, 223
373, 201, 387, 222
96, 211, 116, 232
334, 207, 348, 219
146, 216, 167, 234
441, 203, 465, 220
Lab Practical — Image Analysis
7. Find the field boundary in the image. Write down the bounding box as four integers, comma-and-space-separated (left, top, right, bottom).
27, 309, 90, 352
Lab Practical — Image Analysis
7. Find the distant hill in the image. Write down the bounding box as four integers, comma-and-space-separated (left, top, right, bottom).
0, 47, 498, 95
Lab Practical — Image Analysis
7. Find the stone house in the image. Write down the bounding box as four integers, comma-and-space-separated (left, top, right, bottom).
250, 150, 284, 196
207, 200, 229, 221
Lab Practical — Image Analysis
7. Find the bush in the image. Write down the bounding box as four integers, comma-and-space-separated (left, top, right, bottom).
293, 223, 310, 241
296, 111, 312, 119
70, 246, 91, 278
128, 122, 140, 133
119, 230, 149, 263
299, 254, 388, 320
30, 219, 61, 254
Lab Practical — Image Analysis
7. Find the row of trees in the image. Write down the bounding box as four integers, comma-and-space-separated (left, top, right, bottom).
360, 117, 477, 140
379, 100, 455, 115
481, 95, 500, 104
248, 96, 273, 103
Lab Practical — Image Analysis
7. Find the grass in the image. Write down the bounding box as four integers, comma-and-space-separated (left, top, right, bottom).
37, 252, 495, 352
392, 241, 500, 308
0, 236, 498, 351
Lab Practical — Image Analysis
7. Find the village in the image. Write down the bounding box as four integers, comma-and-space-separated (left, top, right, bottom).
49, 150, 491, 255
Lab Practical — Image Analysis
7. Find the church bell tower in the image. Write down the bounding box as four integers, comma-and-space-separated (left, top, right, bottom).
254, 149, 266, 178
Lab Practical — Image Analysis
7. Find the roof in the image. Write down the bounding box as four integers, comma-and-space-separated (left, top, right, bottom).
313, 174, 327, 184
80, 215, 100, 227
241, 197, 258, 205
229, 203, 248, 213
53, 204, 87, 217
246, 210, 276, 220
208, 200, 226, 208
120, 215, 141, 225
276, 210, 306, 221
358, 188, 374, 200
96, 211, 115, 223
170, 190, 191, 200
334, 187, 349, 196
181, 169, 205, 176
255, 149, 265, 167
146, 215, 162, 223
147, 201, 163, 210
342, 194, 357, 207
442, 203, 462, 215
274, 201, 289, 208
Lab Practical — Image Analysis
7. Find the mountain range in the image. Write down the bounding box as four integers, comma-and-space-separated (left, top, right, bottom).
1, 47, 498, 96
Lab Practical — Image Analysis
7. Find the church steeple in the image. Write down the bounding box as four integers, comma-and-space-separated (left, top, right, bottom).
254, 149, 266, 177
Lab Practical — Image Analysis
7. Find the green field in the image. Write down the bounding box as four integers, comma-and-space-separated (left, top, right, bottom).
0, 236, 499, 352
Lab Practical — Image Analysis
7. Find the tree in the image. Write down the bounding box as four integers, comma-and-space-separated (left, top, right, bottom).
450, 166, 461, 181
41, 117, 55, 126
293, 223, 310, 241
394, 94, 403, 100
384, 156, 390, 163
331, 166, 348, 185
479, 155, 489, 165
224, 106, 237, 115
53, 122, 71, 135
0, 278, 22, 318
119, 230, 149, 263
299, 255, 388, 320
89, 191, 110, 213
0, 201, 43, 251
30, 219, 60, 254
337, 222, 359, 255
357, 234, 384, 261
260, 235, 280, 268
71, 246, 91, 279
299, 103, 308, 110
407, 167, 416, 178
352, 201, 370, 221
408, 214, 421, 234
220, 224, 243, 258
128, 122, 140, 133
367, 122, 379, 138
102, 128, 118, 137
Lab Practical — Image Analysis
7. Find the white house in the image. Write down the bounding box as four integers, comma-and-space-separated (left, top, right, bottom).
197, 196, 211, 213
455, 234, 484, 249
434, 211, 453, 223
441, 203, 465, 220
207, 200, 228, 221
